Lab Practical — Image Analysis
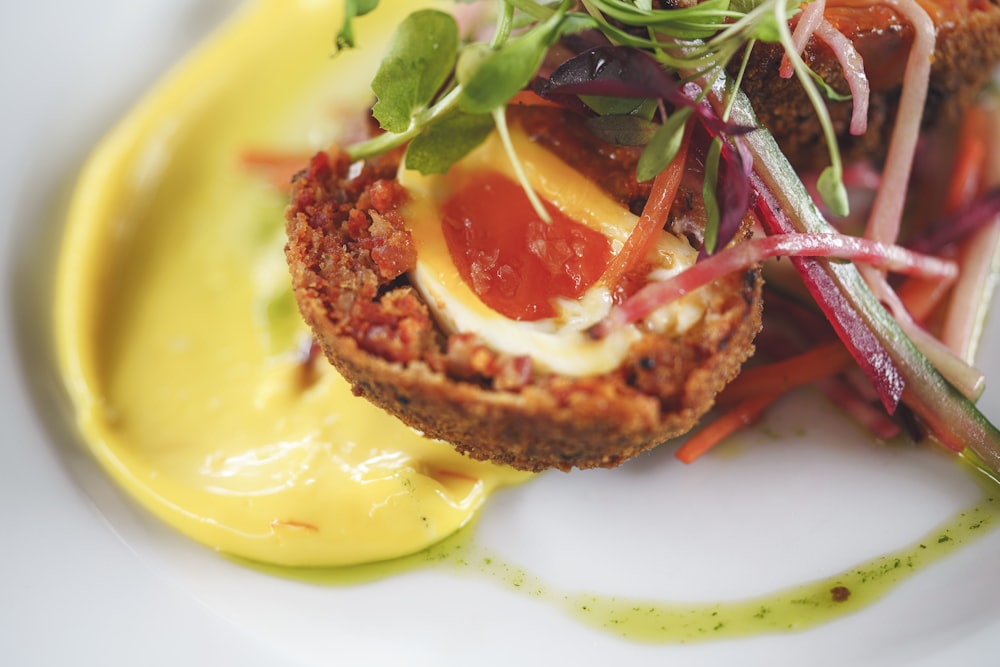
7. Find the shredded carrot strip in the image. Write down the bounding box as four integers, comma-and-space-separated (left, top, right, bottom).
717, 340, 852, 407
892, 276, 952, 323
675, 393, 774, 463
598, 128, 691, 291
240, 150, 311, 191
679, 340, 857, 462
945, 105, 990, 212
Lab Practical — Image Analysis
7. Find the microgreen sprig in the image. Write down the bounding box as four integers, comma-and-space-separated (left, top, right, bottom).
341, 0, 853, 225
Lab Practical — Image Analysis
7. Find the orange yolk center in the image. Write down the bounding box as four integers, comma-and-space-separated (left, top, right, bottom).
441, 171, 612, 321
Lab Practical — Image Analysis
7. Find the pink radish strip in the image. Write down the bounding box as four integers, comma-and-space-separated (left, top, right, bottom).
779, 0, 826, 78
863, 0, 935, 245
734, 173, 905, 412
595, 231, 956, 336
814, 20, 870, 135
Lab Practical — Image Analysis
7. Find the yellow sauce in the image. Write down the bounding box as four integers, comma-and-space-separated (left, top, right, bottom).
54, 0, 528, 567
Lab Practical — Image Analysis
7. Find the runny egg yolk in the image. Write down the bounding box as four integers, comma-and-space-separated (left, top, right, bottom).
401, 128, 708, 378
441, 170, 612, 321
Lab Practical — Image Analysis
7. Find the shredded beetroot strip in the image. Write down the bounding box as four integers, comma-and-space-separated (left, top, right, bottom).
725, 86, 1000, 467
595, 231, 955, 336
749, 173, 906, 413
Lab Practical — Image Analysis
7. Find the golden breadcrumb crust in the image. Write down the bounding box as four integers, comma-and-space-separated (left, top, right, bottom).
285, 109, 762, 471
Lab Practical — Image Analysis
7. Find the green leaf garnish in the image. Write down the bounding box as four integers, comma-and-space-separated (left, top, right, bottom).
742, 12, 784, 43
817, 165, 850, 218
457, 1, 572, 114
579, 95, 656, 117
405, 110, 495, 174
371, 10, 459, 133
585, 114, 659, 147
702, 136, 723, 254
343, 0, 851, 219
585, 0, 735, 39
636, 107, 692, 182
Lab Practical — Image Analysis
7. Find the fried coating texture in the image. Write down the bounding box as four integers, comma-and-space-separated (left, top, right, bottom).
285, 109, 762, 472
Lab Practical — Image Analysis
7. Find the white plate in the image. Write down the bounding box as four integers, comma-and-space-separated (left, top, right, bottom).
3, 2, 1000, 665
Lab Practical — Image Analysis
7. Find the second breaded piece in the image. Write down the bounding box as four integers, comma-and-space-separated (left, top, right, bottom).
740, 0, 1000, 170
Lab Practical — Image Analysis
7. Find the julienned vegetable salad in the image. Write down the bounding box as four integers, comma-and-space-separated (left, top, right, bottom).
327, 0, 1000, 474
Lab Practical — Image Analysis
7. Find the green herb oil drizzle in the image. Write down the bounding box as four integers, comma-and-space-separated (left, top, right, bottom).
237, 489, 997, 644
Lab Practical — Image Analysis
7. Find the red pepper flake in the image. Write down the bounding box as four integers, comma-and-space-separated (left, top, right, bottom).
830, 586, 851, 603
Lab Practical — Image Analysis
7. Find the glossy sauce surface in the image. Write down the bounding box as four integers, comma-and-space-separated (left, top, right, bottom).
442, 170, 611, 320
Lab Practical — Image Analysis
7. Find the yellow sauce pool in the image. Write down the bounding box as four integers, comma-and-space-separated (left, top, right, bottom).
54, 0, 528, 567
